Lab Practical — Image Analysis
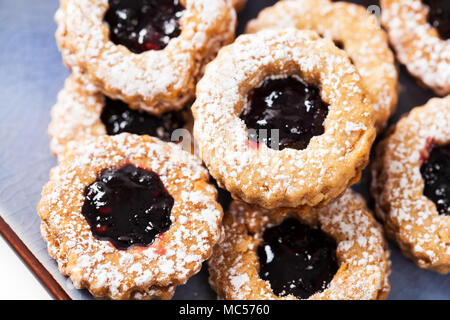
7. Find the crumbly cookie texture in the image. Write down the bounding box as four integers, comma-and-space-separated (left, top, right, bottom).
208, 190, 391, 300
40, 222, 177, 300
55, 0, 236, 114
246, 0, 398, 132
37, 133, 224, 299
192, 29, 376, 209
381, 0, 450, 95
371, 96, 450, 274
48, 73, 193, 161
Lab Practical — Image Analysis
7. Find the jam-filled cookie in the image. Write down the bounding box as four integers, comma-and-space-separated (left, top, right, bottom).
246, 0, 398, 131
208, 190, 391, 300
371, 96, 450, 274
55, 0, 236, 114
37, 133, 223, 299
381, 0, 450, 95
49, 73, 193, 161
192, 29, 376, 209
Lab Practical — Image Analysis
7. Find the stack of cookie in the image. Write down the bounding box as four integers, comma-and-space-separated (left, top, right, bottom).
201, 2, 392, 300
38, 0, 449, 300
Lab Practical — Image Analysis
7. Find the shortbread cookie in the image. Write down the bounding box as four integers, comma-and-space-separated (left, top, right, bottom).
41, 221, 177, 300
192, 29, 376, 209
38, 133, 223, 299
49, 73, 193, 161
55, 0, 236, 114
371, 96, 450, 274
381, 0, 450, 95
246, 0, 398, 131
208, 190, 391, 300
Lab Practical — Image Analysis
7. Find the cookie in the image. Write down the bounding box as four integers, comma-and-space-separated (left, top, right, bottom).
381, 0, 450, 95
49, 73, 193, 161
38, 133, 223, 299
208, 190, 391, 300
55, 0, 236, 114
192, 29, 376, 209
371, 95, 450, 274
246, 0, 398, 132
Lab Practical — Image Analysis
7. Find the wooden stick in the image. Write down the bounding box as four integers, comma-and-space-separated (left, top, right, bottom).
0, 216, 71, 300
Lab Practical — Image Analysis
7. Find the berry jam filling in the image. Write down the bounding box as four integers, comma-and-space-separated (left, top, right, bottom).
100, 96, 185, 142
332, 40, 355, 64
240, 76, 329, 151
424, 0, 450, 40
420, 142, 450, 216
82, 164, 174, 250
258, 218, 338, 299
104, 0, 185, 53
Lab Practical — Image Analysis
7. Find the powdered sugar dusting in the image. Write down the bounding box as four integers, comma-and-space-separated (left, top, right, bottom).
371, 95, 450, 273
208, 190, 390, 300
49, 73, 106, 160
193, 29, 375, 209
381, 0, 450, 95
55, 0, 236, 113
48, 72, 193, 162
246, 0, 398, 130
38, 133, 223, 299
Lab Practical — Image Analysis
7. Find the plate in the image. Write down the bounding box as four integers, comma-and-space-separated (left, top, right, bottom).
0, 0, 448, 300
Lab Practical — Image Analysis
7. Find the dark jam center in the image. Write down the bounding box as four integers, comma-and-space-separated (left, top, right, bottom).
104, 0, 184, 53
258, 218, 338, 299
420, 143, 450, 216
100, 96, 185, 142
82, 164, 174, 250
424, 0, 450, 40
240, 76, 329, 151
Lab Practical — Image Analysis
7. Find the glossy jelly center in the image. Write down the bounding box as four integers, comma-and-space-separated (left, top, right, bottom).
82, 164, 174, 250
258, 218, 338, 299
240, 76, 329, 151
420, 143, 450, 216
424, 0, 450, 39
104, 0, 184, 53
100, 96, 185, 142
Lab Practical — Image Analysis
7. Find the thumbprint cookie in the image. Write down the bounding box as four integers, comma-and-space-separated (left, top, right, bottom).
55, 0, 236, 114
192, 29, 376, 209
246, 0, 398, 132
208, 190, 391, 300
49, 73, 193, 161
381, 0, 450, 95
372, 96, 450, 274
38, 133, 223, 299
